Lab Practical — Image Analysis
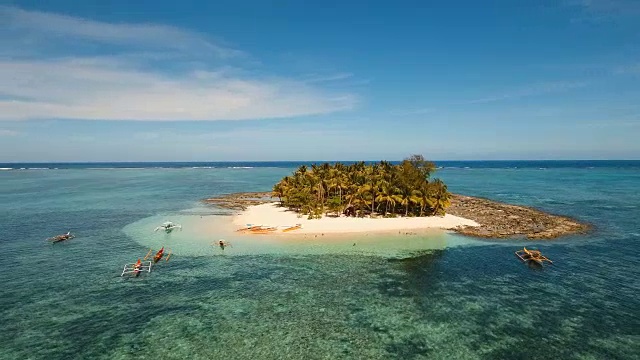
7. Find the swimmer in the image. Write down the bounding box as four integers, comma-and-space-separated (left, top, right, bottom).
217, 239, 231, 250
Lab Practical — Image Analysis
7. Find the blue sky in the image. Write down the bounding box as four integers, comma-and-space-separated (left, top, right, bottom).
1, 0, 639, 161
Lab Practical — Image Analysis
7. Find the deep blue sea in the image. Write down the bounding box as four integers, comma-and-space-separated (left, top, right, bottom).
1, 161, 638, 359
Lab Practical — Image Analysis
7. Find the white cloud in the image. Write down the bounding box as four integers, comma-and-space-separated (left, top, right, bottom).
0, 6, 358, 121
0, 129, 19, 136
1, 5, 240, 58
0, 58, 356, 121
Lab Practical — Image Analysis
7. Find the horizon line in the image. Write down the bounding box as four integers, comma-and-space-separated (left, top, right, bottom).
2, 159, 639, 164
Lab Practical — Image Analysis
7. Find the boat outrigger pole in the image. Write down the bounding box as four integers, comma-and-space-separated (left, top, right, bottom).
515, 247, 553, 266
121, 260, 152, 277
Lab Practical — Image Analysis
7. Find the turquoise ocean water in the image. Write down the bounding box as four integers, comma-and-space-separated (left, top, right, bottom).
1, 161, 638, 359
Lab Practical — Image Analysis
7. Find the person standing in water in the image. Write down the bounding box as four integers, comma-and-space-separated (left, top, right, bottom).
218, 240, 231, 250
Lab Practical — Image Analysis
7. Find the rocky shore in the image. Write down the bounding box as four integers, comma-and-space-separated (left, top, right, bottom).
203, 192, 589, 240
203, 192, 274, 211
447, 194, 590, 239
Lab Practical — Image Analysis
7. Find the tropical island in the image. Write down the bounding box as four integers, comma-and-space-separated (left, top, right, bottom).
204, 155, 590, 239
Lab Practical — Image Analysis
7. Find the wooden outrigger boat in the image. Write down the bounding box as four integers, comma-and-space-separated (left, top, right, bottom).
121, 259, 152, 277
143, 247, 172, 263
282, 224, 303, 232
47, 231, 75, 243
249, 227, 278, 234
515, 247, 553, 266
237, 224, 278, 234
236, 224, 267, 232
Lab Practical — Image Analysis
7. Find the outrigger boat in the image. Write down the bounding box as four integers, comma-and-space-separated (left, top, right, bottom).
121, 259, 152, 277
236, 224, 264, 232
282, 224, 303, 232
515, 247, 553, 266
154, 221, 182, 233
143, 247, 172, 263
236, 224, 278, 233
47, 231, 75, 243
250, 227, 278, 234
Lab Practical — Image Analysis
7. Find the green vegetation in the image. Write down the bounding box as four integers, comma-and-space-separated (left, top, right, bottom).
272, 155, 451, 219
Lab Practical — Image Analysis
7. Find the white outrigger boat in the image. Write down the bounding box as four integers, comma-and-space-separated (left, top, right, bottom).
121, 259, 152, 277
154, 221, 182, 233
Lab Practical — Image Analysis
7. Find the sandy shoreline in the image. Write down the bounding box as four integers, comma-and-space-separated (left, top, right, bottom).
232, 202, 479, 234
208, 192, 590, 239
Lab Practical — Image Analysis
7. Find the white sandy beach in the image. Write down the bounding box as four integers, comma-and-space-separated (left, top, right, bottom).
233, 203, 479, 234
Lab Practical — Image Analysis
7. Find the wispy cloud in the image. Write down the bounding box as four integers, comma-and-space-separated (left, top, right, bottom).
575, 0, 640, 13
146, 126, 353, 142
0, 6, 358, 121
581, 120, 640, 128
387, 108, 435, 116
0, 58, 356, 121
301, 73, 354, 83
2, 5, 240, 58
386, 81, 590, 116
567, 0, 640, 22
384, 81, 588, 116
461, 81, 588, 105
0, 129, 19, 136
614, 63, 640, 74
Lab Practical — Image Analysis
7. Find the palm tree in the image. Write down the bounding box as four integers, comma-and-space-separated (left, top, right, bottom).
429, 179, 451, 215
325, 166, 347, 212
375, 182, 396, 215
393, 186, 419, 216
368, 164, 383, 214
417, 184, 433, 216
345, 166, 361, 207
272, 177, 290, 204
296, 165, 308, 176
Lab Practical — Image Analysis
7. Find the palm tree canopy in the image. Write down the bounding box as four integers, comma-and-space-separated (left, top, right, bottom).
273, 155, 450, 218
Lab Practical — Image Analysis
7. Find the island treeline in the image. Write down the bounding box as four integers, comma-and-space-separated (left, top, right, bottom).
272, 155, 451, 219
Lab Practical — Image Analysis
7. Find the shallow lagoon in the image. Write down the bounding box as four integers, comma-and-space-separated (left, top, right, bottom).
123, 209, 483, 258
